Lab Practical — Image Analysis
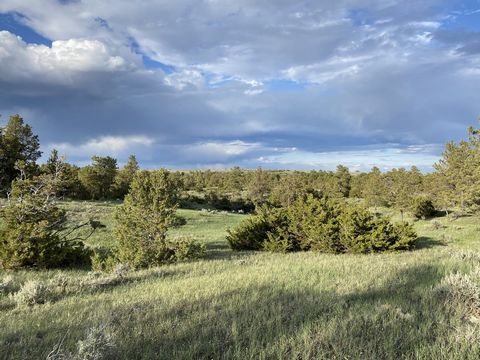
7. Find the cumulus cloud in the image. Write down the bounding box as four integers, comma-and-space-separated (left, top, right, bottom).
0, 31, 137, 71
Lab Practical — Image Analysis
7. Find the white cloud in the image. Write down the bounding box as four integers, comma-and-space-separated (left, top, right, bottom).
183, 140, 261, 160
0, 31, 140, 83
164, 69, 204, 90
258, 145, 442, 171
47, 135, 155, 158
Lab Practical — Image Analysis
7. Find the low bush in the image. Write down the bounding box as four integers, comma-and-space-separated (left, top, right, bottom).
227, 195, 417, 254
439, 268, 480, 318
168, 237, 206, 261
76, 323, 116, 360
90, 248, 117, 272
47, 323, 116, 360
179, 192, 255, 213
226, 207, 288, 250
411, 196, 436, 219
170, 215, 187, 228
11, 280, 51, 307
450, 250, 480, 263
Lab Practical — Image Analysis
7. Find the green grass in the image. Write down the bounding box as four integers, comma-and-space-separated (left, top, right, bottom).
1, 202, 480, 359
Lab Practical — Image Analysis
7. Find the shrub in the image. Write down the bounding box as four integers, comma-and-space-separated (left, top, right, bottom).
11, 280, 51, 306
49, 273, 72, 295
170, 215, 187, 228
228, 195, 417, 254
226, 207, 288, 250
287, 195, 343, 252
438, 268, 480, 318
205, 192, 255, 213
262, 228, 293, 253
338, 206, 417, 253
411, 197, 436, 219
450, 250, 480, 263
114, 170, 203, 269
431, 221, 445, 230
0, 171, 99, 269
48, 323, 116, 360
90, 248, 117, 272
168, 237, 206, 261
76, 323, 116, 360
113, 263, 131, 278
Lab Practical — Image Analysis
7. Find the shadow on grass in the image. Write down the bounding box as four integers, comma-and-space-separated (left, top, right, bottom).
203, 240, 253, 261
4, 260, 476, 360
103, 264, 461, 360
414, 236, 447, 250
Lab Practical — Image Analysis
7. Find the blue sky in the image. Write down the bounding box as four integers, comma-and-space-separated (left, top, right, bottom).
0, 0, 479, 171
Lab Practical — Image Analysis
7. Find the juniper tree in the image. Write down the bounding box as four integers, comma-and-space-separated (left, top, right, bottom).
0, 158, 101, 269
113, 170, 178, 268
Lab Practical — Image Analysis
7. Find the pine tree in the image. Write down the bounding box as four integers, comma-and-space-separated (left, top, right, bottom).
335, 165, 351, 198
247, 167, 272, 206
78, 156, 117, 199
362, 167, 387, 210
0, 114, 41, 193
113, 155, 140, 198
434, 126, 480, 212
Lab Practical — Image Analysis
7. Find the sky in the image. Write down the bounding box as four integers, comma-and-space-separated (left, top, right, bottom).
0, 0, 479, 171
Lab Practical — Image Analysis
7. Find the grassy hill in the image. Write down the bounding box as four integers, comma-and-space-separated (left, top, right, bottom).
1, 202, 479, 359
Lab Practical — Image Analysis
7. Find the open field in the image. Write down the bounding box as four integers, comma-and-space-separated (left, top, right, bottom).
1, 201, 480, 359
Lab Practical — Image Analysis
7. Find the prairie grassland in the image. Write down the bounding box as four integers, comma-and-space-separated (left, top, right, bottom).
1, 202, 480, 359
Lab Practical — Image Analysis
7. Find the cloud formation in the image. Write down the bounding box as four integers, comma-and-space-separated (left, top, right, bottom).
0, 0, 479, 170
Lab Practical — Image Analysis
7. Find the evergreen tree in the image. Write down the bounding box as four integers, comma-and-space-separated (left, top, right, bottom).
44, 149, 60, 175
114, 170, 178, 268
335, 165, 351, 198
0, 114, 41, 193
227, 166, 245, 193
434, 126, 480, 212
247, 167, 272, 206
113, 155, 140, 198
362, 167, 387, 209
0, 158, 100, 269
78, 156, 117, 199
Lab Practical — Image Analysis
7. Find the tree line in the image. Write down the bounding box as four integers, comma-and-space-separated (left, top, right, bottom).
2, 114, 480, 218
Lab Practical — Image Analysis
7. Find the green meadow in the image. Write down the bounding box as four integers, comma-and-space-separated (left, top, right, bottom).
1, 201, 480, 359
